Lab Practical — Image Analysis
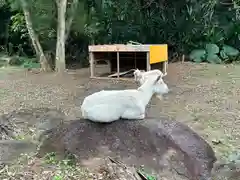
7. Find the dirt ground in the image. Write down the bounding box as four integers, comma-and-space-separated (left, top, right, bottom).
0, 62, 239, 178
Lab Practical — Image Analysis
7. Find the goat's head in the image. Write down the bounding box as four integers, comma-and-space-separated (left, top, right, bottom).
133, 69, 145, 85
133, 69, 144, 84
134, 69, 167, 85
151, 73, 169, 95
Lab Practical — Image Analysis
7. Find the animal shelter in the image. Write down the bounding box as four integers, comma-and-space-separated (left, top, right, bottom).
88, 44, 168, 80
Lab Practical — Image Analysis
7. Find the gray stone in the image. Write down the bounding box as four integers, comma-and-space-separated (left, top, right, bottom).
38, 117, 217, 180
0, 108, 67, 165
0, 108, 67, 141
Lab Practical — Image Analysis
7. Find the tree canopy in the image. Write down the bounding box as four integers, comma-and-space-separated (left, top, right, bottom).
0, 0, 239, 70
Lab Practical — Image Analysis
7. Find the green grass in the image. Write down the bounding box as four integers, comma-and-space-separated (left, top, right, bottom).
0, 152, 92, 180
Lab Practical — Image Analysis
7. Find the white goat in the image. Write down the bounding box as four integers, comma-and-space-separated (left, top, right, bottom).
133, 69, 168, 99
133, 69, 167, 85
81, 74, 169, 123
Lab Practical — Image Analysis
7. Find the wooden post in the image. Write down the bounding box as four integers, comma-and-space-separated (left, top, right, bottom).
163, 61, 168, 74
117, 51, 120, 78
146, 52, 151, 71
134, 52, 137, 69
89, 52, 94, 78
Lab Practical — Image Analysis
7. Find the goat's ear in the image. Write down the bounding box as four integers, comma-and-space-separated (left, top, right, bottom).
154, 75, 161, 84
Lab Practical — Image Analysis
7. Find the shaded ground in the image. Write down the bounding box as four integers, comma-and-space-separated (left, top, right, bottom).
0, 62, 240, 179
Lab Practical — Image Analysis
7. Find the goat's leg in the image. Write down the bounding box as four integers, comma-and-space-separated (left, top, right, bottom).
121, 111, 145, 120
121, 106, 145, 120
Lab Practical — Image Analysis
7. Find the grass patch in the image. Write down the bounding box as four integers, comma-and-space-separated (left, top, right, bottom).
20, 57, 40, 69
0, 150, 158, 180
0, 152, 93, 180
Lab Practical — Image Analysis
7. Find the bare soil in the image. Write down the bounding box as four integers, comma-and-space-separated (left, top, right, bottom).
0, 62, 239, 179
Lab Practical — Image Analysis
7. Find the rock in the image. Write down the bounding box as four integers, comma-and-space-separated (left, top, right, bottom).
0, 108, 67, 141
38, 117, 217, 180
98, 157, 143, 180
8, 56, 22, 66
0, 55, 22, 66
0, 140, 36, 164
0, 108, 67, 165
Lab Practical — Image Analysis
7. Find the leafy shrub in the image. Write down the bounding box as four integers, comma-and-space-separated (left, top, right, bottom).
18, 57, 41, 69
189, 44, 239, 64
0, 55, 40, 68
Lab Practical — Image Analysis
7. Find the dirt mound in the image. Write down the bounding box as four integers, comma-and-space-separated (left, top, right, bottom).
38, 117, 217, 180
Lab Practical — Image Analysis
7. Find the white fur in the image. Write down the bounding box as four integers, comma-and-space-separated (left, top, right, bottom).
134, 69, 168, 99
133, 69, 167, 85
81, 75, 169, 123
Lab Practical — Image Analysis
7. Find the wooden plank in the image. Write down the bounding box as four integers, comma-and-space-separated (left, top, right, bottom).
89, 44, 167, 52
108, 69, 135, 78
89, 52, 94, 78
90, 76, 135, 82
163, 61, 168, 74
117, 52, 120, 78
89, 45, 149, 52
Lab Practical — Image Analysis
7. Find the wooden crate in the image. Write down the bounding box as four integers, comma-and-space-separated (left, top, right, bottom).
88, 44, 168, 80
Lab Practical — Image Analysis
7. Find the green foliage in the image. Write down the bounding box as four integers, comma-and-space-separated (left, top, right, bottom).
21, 58, 40, 69
190, 43, 239, 64
206, 44, 220, 54
222, 45, 240, 57
52, 175, 63, 180
0, 53, 40, 68
206, 53, 222, 64
44, 152, 59, 164
0, 0, 240, 65
11, 56, 39, 68
42, 152, 89, 180
189, 49, 206, 63
10, 13, 28, 39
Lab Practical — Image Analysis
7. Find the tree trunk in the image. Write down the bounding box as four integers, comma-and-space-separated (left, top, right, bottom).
55, 0, 67, 73
20, 0, 52, 72
65, 0, 78, 42
4, 19, 10, 54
